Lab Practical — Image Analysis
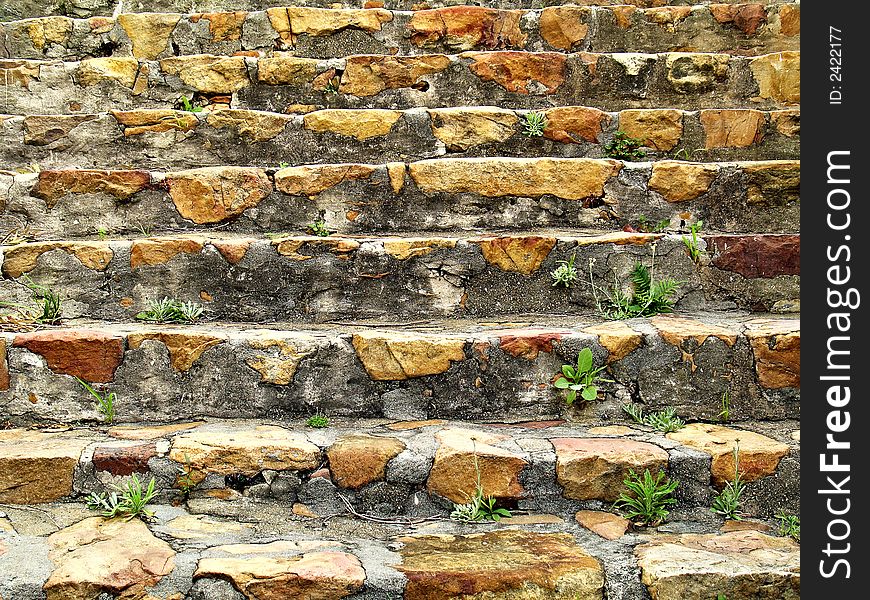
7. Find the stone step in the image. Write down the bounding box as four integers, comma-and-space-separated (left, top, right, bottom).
0, 504, 800, 600
0, 232, 800, 318
0, 107, 800, 169
0, 158, 800, 238
0, 418, 798, 520
0, 1, 793, 22
0, 50, 800, 114
0, 3, 799, 61
0, 315, 800, 424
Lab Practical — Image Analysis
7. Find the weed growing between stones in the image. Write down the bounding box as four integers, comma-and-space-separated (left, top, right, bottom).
554, 347, 612, 405
307, 219, 331, 237
136, 297, 203, 323
306, 412, 329, 428
588, 244, 682, 319
86, 473, 157, 521
176, 453, 196, 498
23, 276, 62, 324
75, 377, 116, 423
177, 94, 202, 113
550, 252, 578, 288
635, 215, 670, 233
613, 468, 679, 526
776, 511, 800, 542
711, 443, 746, 520
682, 220, 704, 262
622, 404, 686, 433
450, 453, 512, 523
522, 111, 547, 137
603, 131, 646, 161
718, 391, 732, 422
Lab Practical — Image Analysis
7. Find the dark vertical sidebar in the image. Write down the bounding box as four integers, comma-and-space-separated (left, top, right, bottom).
803, 2, 866, 596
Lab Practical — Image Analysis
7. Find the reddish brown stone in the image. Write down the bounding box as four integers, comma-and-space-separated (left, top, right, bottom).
778, 4, 800, 37
340, 55, 451, 96
326, 434, 405, 489
746, 320, 800, 389
409, 7, 527, 50
465, 51, 566, 94
130, 238, 205, 269
543, 106, 609, 143
92, 442, 158, 476
31, 170, 150, 207
498, 330, 566, 360
710, 4, 768, 35
707, 235, 800, 278
13, 330, 124, 383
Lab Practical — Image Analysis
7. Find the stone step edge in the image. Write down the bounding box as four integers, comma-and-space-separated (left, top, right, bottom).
2, 158, 801, 234
0, 417, 798, 518
0, 315, 800, 424
0, 509, 801, 600
0, 2, 800, 62
1, 106, 800, 161
0, 50, 801, 113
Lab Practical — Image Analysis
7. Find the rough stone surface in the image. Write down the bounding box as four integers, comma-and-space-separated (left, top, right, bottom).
127, 331, 225, 372
648, 161, 718, 202
427, 428, 526, 504
340, 55, 451, 96
13, 329, 124, 383
166, 167, 272, 224
540, 6, 590, 51
409, 157, 620, 200
465, 51, 566, 94
118, 13, 181, 60
745, 319, 800, 389
667, 423, 789, 486
575, 510, 631, 540
327, 434, 406, 489
0, 430, 89, 503
409, 7, 526, 51
707, 235, 800, 278
700, 109, 765, 148
397, 530, 604, 600
428, 107, 517, 151
169, 424, 321, 483
303, 109, 402, 141
618, 109, 683, 151
160, 54, 250, 93
552, 438, 669, 501
635, 531, 799, 600
475, 236, 556, 275
543, 106, 609, 143
91, 442, 158, 476
750, 51, 800, 105
195, 548, 365, 599
584, 322, 642, 363
44, 517, 175, 600
130, 237, 205, 269
352, 332, 465, 381
31, 169, 151, 206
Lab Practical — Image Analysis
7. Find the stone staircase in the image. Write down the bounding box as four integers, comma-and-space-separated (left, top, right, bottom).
0, 1, 800, 599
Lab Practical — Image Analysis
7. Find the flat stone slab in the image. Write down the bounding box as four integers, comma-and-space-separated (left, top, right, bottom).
43, 517, 176, 600
0, 430, 91, 504
635, 530, 800, 599
396, 529, 604, 599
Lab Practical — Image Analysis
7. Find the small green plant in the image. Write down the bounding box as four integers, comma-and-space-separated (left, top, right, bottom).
621, 404, 686, 433
324, 77, 340, 94
775, 511, 800, 542
645, 407, 686, 433
550, 252, 578, 288
711, 443, 745, 520
178, 95, 202, 113
718, 390, 731, 422
614, 468, 679, 526
76, 377, 116, 423
135, 222, 153, 236
604, 131, 646, 161
715, 595, 728, 600
673, 148, 692, 161
278, 161, 290, 169
95, 227, 108, 239
554, 347, 612, 405
450, 454, 512, 523
176, 453, 196, 497
86, 474, 157, 521
590, 247, 682, 320
306, 412, 329, 428
522, 111, 547, 137
23, 276, 62, 324
307, 219, 330, 237
682, 220, 704, 262
136, 297, 203, 323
